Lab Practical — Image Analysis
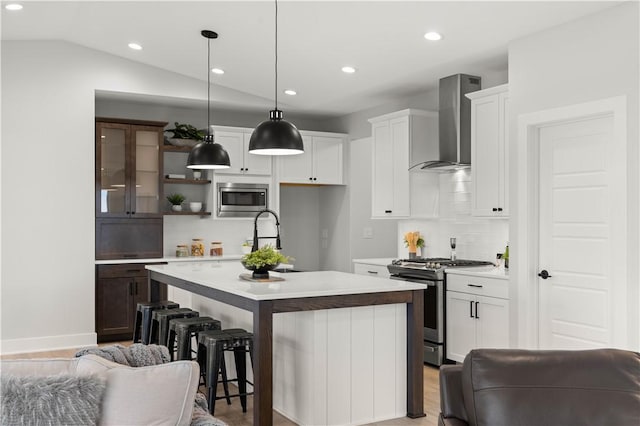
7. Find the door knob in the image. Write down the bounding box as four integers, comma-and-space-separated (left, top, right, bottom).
538, 270, 552, 279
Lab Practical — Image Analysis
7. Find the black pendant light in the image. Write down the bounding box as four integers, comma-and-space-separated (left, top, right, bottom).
187, 30, 231, 169
248, 0, 304, 156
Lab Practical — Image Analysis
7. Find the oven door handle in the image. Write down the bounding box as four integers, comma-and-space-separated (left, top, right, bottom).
390, 275, 436, 287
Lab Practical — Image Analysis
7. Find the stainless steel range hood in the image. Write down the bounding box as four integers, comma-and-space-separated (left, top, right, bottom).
412, 74, 481, 171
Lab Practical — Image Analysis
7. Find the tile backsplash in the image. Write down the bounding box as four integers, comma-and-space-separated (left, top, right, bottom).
398, 169, 509, 262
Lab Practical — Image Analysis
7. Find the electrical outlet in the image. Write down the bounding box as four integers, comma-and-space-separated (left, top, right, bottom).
321, 228, 329, 238
363, 227, 374, 239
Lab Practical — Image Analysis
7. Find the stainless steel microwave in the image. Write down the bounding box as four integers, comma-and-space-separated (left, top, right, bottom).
217, 183, 268, 217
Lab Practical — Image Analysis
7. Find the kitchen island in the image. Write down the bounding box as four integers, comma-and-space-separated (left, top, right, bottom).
146, 261, 426, 426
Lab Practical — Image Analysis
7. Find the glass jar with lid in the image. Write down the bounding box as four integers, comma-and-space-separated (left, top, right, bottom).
191, 238, 205, 256
210, 241, 223, 256
176, 244, 189, 257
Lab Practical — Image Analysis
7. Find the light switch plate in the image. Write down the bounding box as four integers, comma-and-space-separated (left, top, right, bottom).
363, 227, 373, 238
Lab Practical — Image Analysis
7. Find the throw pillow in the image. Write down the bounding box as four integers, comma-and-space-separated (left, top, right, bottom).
1, 374, 106, 425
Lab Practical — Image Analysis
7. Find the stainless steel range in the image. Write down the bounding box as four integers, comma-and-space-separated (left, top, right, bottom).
388, 257, 493, 366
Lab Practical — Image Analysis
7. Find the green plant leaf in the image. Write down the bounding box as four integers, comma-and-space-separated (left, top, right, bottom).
241, 245, 291, 268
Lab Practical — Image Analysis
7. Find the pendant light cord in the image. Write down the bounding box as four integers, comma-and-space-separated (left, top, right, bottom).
274, 0, 278, 110
207, 36, 211, 134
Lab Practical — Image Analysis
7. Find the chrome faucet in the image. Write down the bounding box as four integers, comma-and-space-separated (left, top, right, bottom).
252, 209, 282, 252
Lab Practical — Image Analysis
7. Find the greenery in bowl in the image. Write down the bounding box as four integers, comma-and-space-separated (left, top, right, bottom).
241, 245, 291, 269
165, 122, 205, 140
166, 193, 186, 206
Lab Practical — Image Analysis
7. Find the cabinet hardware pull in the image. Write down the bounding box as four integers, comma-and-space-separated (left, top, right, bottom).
492, 208, 498, 212
470, 300, 474, 318
475, 301, 479, 319
129, 282, 133, 296
123, 254, 138, 258
467, 284, 483, 288
309, 177, 313, 180
313, 177, 317, 181
135, 281, 139, 295
127, 269, 141, 273
424, 346, 436, 352
367, 270, 378, 274
131, 211, 136, 215
384, 210, 392, 213
126, 211, 130, 215
497, 207, 503, 212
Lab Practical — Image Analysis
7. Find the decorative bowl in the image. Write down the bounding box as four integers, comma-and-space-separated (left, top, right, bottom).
241, 261, 280, 279
189, 202, 202, 212
169, 138, 199, 148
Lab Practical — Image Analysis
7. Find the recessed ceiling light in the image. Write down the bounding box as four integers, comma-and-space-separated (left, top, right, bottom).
424, 32, 442, 41
5, 3, 23, 10
342, 66, 356, 74
211, 68, 224, 75
128, 43, 142, 51
284, 89, 297, 96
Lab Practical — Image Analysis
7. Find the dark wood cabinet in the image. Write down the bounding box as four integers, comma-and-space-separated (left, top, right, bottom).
95, 117, 167, 260
96, 264, 166, 343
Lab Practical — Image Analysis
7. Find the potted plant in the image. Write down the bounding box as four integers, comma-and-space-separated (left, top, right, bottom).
165, 122, 205, 147
403, 231, 425, 259
167, 193, 186, 212
241, 245, 291, 279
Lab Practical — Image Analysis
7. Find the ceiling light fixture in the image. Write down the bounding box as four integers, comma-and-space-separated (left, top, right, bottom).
128, 42, 143, 50
5, 3, 23, 11
187, 30, 231, 170
211, 68, 224, 75
342, 66, 356, 74
248, 0, 304, 156
424, 32, 442, 41
284, 89, 296, 96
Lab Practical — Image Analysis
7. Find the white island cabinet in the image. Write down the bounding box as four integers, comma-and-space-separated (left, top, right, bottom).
146, 261, 426, 426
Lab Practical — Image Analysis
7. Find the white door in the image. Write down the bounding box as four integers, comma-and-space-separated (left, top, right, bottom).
538, 115, 625, 349
372, 121, 393, 216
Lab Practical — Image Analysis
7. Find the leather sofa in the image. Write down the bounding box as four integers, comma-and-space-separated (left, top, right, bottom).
439, 348, 640, 426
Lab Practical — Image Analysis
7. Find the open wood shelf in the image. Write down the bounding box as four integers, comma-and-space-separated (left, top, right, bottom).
162, 145, 195, 152
164, 211, 211, 216
164, 178, 211, 185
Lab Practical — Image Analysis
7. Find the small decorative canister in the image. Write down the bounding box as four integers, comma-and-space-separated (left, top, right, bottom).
191, 238, 205, 256
210, 241, 223, 256
176, 244, 189, 257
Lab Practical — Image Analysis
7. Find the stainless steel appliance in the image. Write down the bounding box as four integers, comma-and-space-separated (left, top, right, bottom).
411, 73, 482, 171
388, 257, 493, 366
217, 183, 268, 217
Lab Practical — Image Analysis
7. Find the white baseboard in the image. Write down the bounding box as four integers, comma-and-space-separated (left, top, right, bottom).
0, 332, 97, 355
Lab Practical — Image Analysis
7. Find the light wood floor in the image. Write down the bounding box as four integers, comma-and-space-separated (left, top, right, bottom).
1, 343, 440, 426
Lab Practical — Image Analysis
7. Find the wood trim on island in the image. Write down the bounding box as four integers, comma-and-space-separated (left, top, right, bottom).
147, 269, 426, 425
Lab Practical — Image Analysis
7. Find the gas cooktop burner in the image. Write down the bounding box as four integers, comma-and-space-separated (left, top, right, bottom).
391, 258, 493, 269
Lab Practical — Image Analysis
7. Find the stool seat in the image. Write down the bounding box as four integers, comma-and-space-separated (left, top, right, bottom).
197, 328, 254, 414
167, 316, 222, 361
149, 308, 199, 346
133, 300, 179, 344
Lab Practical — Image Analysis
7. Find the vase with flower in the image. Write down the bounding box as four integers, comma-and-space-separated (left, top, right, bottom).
403, 231, 425, 259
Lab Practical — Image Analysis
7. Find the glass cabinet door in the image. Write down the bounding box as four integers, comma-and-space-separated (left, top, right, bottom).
98, 124, 129, 215
133, 127, 161, 215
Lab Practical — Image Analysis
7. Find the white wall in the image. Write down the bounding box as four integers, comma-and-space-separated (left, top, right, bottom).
0, 40, 332, 353
508, 2, 639, 349
279, 185, 321, 271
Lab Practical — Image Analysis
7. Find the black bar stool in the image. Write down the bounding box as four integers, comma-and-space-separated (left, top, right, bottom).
197, 328, 254, 414
149, 308, 199, 346
133, 300, 179, 344
167, 316, 222, 361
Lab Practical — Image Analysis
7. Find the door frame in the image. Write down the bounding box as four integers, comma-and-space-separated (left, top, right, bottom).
515, 95, 627, 349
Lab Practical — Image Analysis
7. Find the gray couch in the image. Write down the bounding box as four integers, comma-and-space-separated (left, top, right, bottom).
438, 348, 640, 426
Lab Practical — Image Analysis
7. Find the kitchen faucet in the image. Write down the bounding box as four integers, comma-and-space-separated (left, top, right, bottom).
252, 209, 282, 252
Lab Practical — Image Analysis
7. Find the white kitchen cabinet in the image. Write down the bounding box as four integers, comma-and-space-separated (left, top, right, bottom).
446, 272, 509, 363
213, 127, 272, 176
369, 109, 438, 218
467, 84, 509, 217
277, 132, 345, 185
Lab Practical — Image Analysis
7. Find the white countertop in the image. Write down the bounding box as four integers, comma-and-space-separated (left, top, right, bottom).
445, 266, 509, 280
95, 255, 243, 265
146, 261, 426, 301
352, 258, 394, 266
